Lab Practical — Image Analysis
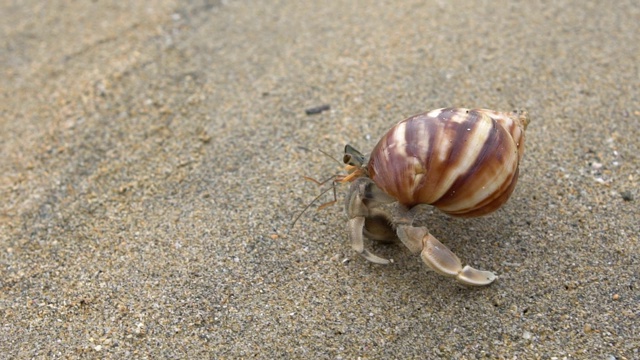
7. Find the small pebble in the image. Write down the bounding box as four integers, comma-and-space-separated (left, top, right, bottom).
619, 191, 633, 201
305, 104, 331, 115
612, 294, 620, 300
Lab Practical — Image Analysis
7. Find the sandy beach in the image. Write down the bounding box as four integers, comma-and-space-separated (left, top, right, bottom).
1, 1, 638, 358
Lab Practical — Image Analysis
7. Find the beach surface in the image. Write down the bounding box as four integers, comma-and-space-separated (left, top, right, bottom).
1, 1, 638, 358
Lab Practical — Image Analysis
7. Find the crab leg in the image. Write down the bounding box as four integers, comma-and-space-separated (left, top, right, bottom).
396, 224, 496, 286
348, 217, 391, 264
345, 178, 396, 264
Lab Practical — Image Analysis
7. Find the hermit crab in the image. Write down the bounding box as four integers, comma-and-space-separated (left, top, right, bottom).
318, 108, 529, 286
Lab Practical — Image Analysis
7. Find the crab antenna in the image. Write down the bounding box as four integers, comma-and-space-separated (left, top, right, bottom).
289, 148, 347, 231
303, 175, 336, 186
318, 149, 343, 165
290, 182, 338, 230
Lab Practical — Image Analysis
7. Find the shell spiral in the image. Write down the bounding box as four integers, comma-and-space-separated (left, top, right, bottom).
367, 108, 529, 217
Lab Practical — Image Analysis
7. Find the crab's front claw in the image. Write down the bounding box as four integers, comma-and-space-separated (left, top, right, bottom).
348, 217, 392, 264
421, 234, 496, 286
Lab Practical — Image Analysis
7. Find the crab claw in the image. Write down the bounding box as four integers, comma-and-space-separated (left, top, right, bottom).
421, 234, 496, 286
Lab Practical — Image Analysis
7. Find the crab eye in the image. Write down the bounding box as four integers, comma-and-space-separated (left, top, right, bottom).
343, 153, 353, 165
343, 144, 366, 167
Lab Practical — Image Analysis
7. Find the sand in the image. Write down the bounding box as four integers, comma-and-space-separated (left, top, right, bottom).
1, 0, 638, 358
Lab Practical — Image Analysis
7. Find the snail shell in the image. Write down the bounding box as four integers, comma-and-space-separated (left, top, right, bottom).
367, 107, 529, 217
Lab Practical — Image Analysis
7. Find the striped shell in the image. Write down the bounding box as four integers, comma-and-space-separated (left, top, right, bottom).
367, 108, 529, 217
